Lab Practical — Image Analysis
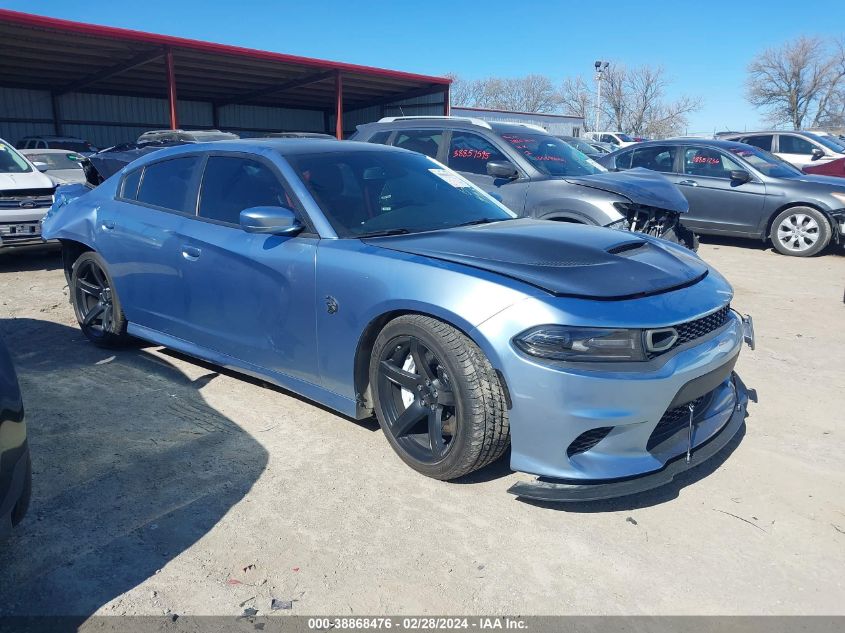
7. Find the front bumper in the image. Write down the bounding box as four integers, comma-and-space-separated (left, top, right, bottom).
508, 372, 751, 502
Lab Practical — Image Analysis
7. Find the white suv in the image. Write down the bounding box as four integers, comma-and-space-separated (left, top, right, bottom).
0, 139, 56, 248
584, 131, 637, 148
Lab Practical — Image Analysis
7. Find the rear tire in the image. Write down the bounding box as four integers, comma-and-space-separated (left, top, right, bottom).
70, 251, 130, 347
369, 315, 509, 480
770, 206, 831, 257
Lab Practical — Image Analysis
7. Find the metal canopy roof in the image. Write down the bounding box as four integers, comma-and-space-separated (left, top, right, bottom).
0, 10, 451, 112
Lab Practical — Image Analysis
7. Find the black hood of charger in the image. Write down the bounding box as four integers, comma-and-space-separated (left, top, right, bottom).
565, 168, 690, 213
368, 219, 707, 299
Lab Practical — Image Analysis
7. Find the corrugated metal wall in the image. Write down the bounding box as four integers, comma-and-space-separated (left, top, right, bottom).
339, 91, 447, 136
1, 85, 445, 146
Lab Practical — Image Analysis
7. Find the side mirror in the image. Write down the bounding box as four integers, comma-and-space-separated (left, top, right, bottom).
811, 147, 825, 161
240, 206, 303, 236
33, 161, 49, 172
729, 170, 752, 184
486, 160, 518, 180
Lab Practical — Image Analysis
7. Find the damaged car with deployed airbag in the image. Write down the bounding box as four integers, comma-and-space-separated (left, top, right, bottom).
42, 139, 754, 501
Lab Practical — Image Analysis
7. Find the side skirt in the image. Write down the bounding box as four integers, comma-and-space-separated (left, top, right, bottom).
126, 323, 358, 418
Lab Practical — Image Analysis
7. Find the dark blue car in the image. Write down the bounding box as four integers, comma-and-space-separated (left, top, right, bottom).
43, 139, 754, 501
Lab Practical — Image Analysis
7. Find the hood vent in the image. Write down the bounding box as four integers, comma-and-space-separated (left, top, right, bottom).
607, 241, 647, 256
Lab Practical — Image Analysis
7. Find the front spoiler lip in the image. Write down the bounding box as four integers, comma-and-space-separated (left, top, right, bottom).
507, 373, 752, 503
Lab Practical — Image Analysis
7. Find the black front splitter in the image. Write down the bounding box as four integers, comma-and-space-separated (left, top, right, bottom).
507, 373, 751, 503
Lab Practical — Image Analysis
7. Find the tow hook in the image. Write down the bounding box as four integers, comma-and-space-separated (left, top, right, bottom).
741, 314, 755, 350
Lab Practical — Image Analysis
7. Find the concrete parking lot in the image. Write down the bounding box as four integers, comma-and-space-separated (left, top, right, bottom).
0, 238, 843, 617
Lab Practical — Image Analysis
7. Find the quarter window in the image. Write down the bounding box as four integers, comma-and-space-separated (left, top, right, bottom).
121, 168, 142, 200
779, 135, 815, 155
198, 156, 292, 225
683, 147, 742, 178
448, 132, 506, 175
136, 156, 200, 212
392, 130, 443, 159
368, 131, 392, 145
613, 151, 633, 170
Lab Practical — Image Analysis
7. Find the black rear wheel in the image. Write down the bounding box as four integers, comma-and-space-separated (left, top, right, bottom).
70, 251, 129, 347
370, 315, 509, 480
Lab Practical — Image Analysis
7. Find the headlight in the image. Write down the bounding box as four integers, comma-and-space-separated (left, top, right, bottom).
831, 191, 845, 206
513, 326, 647, 362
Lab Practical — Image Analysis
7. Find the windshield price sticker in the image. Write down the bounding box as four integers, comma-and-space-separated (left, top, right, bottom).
429, 168, 472, 188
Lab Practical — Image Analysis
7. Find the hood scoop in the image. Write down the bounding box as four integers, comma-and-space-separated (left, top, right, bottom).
367, 219, 708, 300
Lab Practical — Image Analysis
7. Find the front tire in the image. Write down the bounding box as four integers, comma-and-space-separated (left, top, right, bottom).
661, 223, 700, 251
770, 206, 831, 256
369, 315, 509, 480
70, 251, 130, 347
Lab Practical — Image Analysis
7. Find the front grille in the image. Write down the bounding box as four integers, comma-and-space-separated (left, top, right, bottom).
646, 395, 708, 451
674, 305, 731, 347
567, 426, 613, 457
0, 187, 55, 210
0, 222, 41, 238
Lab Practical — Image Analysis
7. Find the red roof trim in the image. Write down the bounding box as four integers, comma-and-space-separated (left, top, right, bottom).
452, 105, 581, 119
0, 9, 451, 86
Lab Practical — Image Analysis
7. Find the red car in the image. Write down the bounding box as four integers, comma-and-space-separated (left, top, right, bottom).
803, 156, 845, 178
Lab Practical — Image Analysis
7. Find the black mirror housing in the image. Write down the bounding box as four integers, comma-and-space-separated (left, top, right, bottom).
811, 147, 825, 160
729, 170, 752, 184
240, 206, 303, 236
486, 160, 518, 180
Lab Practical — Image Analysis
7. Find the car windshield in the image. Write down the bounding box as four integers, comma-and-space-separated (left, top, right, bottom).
0, 142, 33, 174
501, 133, 607, 176
24, 152, 83, 170
727, 145, 801, 178
807, 132, 845, 153
616, 133, 635, 142
284, 150, 516, 238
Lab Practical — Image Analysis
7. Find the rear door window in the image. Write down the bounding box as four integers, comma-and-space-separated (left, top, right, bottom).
198, 155, 293, 225
779, 135, 815, 155
392, 129, 444, 159
136, 156, 201, 212
741, 135, 773, 152
630, 145, 678, 172
447, 131, 506, 175
613, 150, 633, 170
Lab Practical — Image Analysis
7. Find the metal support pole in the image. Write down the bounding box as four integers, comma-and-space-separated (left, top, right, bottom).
51, 92, 62, 136
165, 48, 178, 130
595, 73, 602, 133
334, 70, 343, 139
443, 85, 450, 116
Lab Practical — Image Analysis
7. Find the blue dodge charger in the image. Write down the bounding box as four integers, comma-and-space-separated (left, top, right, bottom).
42, 139, 755, 501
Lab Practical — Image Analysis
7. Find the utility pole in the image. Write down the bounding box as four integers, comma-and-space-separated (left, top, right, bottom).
594, 60, 609, 133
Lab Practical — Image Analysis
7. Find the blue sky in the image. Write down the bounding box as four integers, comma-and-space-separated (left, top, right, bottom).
4, 0, 845, 133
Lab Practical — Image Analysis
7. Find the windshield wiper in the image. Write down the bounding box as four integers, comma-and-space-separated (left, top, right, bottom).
454, 217, 506, 227
357, 228, 412, 238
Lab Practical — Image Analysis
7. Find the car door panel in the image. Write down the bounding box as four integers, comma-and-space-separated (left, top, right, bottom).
674, 147, 766, 234
446, 130, 529, 214
177, 222, 320, 383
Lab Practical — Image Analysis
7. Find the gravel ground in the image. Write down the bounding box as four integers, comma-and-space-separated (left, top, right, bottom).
0, 237, 843, 617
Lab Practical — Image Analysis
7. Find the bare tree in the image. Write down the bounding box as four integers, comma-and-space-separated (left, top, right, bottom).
559, 76, 594, 131
561, 64, 699, 137
746, 36, 845, 129
447, 74, 561, 113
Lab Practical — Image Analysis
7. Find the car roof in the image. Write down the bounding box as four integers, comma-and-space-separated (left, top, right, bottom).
123, 138, 409, 166
360, 116, 550, 135
19, 148, 79, 153
611, 138, 752, 151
